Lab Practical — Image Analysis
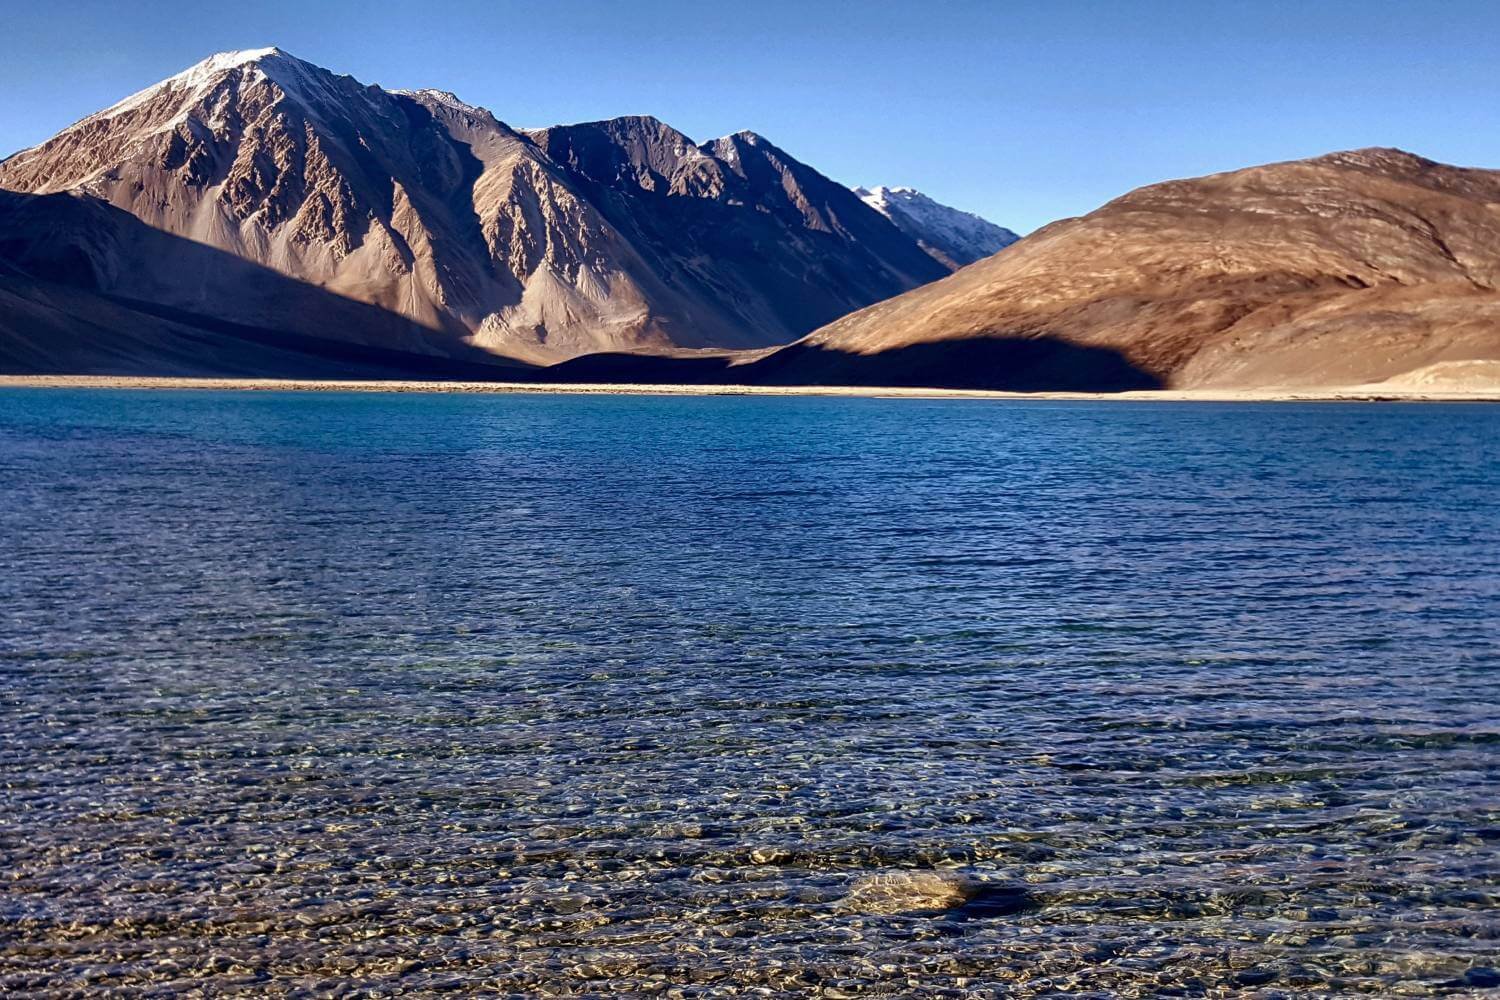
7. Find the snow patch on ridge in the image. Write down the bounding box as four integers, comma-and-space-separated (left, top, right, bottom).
389, 88, 490, 118
855, 184, 1019, 266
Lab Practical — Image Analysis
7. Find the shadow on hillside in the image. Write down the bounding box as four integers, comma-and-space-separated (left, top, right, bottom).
0, 190, 529, 379
551, 336, 1162, 393
548, 351, 741, 384
745, 338, 1164, 391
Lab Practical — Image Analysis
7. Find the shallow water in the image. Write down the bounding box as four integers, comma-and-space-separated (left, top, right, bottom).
1, 390, 1497, 997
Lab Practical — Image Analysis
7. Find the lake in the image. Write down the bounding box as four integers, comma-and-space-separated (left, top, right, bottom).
1, 389, 1496, 995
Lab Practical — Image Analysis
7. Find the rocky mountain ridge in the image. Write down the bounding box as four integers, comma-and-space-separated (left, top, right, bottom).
5, 51, 1495, 391
0, 47, 964, 367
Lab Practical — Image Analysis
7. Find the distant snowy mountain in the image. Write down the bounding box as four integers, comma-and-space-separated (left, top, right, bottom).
854, 186, 1019, 268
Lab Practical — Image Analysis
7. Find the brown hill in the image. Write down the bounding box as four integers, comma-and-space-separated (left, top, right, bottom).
773, 149, 1500, 390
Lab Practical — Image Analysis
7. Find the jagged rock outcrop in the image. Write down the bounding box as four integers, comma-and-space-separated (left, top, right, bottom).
0, 48, 949, 367
778, 149, 1500, 389
528, 119, 948, 346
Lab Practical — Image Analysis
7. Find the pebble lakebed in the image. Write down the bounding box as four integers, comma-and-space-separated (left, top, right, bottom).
1, 390, 1496, 996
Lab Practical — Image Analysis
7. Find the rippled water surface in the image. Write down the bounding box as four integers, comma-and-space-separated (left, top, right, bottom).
1, 390, 1498, 997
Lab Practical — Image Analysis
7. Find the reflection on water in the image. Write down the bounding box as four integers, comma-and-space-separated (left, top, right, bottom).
1, 390, 1497, 996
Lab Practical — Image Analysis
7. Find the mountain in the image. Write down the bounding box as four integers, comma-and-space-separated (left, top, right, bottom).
854, 186, 1019, 268
0, 48, 948, 370
768, 150, 1500, 390
528, 120, 948, 346
8, 54, 1494, 391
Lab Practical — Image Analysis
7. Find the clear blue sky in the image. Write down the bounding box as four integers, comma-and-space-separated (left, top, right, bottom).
3, 0, 1498, 233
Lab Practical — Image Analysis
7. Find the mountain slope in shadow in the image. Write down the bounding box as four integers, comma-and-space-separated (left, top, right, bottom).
745, 338, 1162, 391
0, 190, 530, 377
548, 336, 1161, 392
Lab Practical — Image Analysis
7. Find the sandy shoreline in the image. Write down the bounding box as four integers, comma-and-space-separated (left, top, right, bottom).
2, 374, 1498, 402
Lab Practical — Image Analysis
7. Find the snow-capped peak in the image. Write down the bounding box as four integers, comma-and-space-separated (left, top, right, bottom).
66, 47, 305, 133
857, 185, 966, 218
187, 47, 285, 76
854, 184, 1019, 268
857, 184, 912, 204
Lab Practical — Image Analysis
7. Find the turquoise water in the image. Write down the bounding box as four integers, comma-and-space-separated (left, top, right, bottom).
1, 390, 1497, 996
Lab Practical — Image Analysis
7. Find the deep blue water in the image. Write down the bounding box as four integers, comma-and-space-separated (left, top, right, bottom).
1, 389, 1497, 996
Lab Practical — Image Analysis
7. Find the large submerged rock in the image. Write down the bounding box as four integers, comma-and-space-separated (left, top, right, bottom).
840, 870, 984, 915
